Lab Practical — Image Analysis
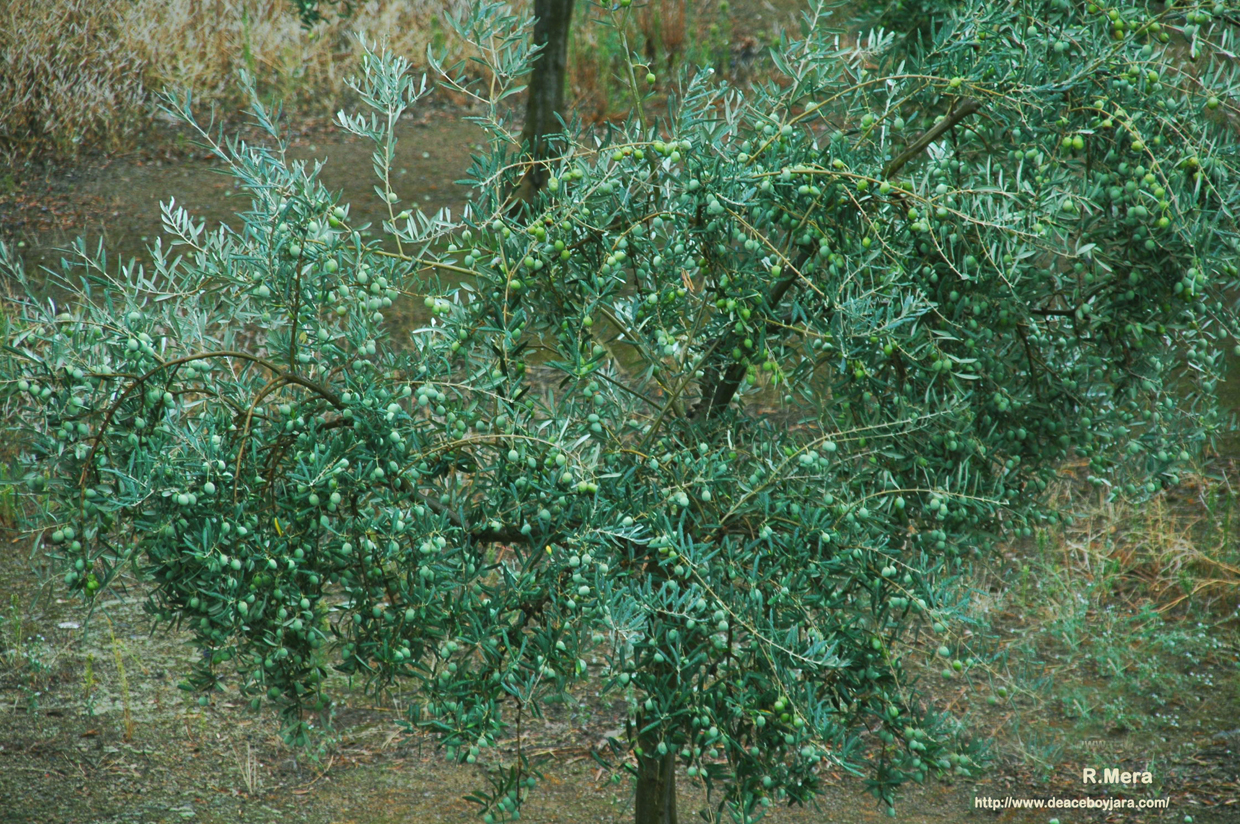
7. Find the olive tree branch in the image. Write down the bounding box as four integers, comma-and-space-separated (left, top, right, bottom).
79, 350, 343, 490
883, 98, 982, 179
690, 98, 985, 422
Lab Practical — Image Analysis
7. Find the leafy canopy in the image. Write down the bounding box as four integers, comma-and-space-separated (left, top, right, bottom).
5, 0, 1240, 821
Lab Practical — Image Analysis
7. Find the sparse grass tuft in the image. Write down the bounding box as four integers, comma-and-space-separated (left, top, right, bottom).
0, 594, 65, 705
234, 737, 262, 795
959, 471, 1240, 767
105, 615, 135, 742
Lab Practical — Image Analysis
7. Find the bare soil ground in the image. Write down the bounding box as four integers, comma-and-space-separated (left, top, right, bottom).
1, 514, 1237, 824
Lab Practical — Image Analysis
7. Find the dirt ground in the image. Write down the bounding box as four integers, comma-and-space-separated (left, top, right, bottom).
1, 513, 1238, 824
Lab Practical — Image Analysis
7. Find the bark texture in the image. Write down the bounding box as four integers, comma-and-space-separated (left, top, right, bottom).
517, 0, 574, 197
634, 749, 679, 824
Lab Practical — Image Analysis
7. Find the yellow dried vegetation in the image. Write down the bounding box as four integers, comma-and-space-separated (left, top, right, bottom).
0, 0, 466, 160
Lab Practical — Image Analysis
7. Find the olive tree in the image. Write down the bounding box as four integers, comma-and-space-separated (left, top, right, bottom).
5, 1, 1240, 822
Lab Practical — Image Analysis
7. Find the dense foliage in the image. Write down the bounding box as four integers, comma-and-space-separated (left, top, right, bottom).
288, 0, 354, 27
5, 0, 1240, 821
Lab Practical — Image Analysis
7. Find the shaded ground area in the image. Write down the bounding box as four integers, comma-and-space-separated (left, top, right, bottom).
2, 486, 1238, 824
0, 104, 480, 302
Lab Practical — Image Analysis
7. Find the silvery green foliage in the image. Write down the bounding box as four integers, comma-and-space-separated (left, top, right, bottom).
4, 0, 1240, 821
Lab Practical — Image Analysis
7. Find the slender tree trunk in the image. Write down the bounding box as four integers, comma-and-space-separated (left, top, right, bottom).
517, 0, 574, 199
634, 748, 678, 824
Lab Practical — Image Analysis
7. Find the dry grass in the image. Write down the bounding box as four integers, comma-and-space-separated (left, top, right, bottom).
568, 22, 612, 123
1050, 474, 1240, 615
1008, 466, 1240, 617
0, 0, 467, 161
126, 0, 465, 114
638, 0, 688, 72
1, 0, 786, 160
0, 0, 149, 160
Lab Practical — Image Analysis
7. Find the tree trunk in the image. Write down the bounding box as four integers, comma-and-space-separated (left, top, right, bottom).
634, 748, 679, 824
517, 0, 574, 198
